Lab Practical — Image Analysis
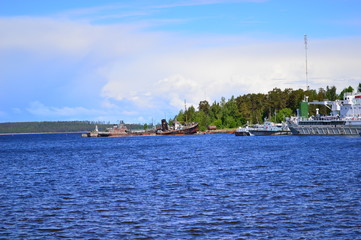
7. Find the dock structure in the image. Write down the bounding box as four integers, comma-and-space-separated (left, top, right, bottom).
289, 124, 360, 135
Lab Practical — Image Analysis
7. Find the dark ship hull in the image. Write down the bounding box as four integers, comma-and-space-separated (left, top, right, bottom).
287, 121, 361, 135
248, 129, 291, 136
156, 124, 198, 135
234, 131, 250, 136
156, 119, 198, 135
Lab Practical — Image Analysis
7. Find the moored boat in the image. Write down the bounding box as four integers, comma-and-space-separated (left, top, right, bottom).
248, 121, 291, 136
156, 119, 198, 135
235, 121, 290, 136
235, 126, 251, 136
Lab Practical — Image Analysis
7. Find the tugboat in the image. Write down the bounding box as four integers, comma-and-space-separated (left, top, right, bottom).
156, 119, 198, 135
287, 92, 361, 135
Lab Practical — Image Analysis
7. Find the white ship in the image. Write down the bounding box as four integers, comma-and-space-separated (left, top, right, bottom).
235, 121, 290, 136
287, 92, 361, 135
248, 121, 290, 136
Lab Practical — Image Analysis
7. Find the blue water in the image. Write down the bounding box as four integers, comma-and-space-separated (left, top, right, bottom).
0, 133, 360, 239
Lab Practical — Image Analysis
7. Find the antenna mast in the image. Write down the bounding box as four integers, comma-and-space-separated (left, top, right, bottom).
184, 99, 187, 122
304, 34, 309, 90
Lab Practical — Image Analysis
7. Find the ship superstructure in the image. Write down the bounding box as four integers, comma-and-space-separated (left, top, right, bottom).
287, 92, 361, 135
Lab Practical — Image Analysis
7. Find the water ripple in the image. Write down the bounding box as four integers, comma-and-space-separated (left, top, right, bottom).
0, 134, 360, 239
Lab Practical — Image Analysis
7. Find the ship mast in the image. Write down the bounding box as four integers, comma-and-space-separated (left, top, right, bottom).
304, 34, 309, 90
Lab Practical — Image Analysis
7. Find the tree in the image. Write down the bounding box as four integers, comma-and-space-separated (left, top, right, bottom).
209, 101, 222, 122
212, 119, 223, 129
286, 89, 304, 113
185, 106, 196, 122
224, 116, 237, 128
236, 95, 252, 122
267, 88, 286, 112
317, 88, 326, 100
326, 85, 338, 101
221, 96, 239, 126
194, 111, 209, 131
176, 110, 185, 122
198, 100, 210, 114
275, 108, 293, 122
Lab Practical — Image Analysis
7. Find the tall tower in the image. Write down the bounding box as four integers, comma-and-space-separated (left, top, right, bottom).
304, 34, 309, 90
184, 99, 187, 122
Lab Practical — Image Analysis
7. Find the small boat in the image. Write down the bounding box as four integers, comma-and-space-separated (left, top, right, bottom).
235, 126, 251, 136
248, 121, 291, 136
235, 121, 290, 136
156, 119, 198, 135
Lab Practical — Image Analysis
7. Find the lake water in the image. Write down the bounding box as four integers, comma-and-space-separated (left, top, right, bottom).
0, 133, 360, 239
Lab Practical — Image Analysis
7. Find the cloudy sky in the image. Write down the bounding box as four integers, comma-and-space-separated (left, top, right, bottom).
1, 0, 360, 123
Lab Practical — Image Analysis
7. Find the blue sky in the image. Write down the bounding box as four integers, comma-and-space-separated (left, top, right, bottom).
1, 0, 360, 123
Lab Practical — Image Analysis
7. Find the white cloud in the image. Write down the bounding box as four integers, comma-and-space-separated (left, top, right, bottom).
156, 74, 202, 108
0, 16, 154, 59
100, 35, 361, 114
1, 15, 360, 123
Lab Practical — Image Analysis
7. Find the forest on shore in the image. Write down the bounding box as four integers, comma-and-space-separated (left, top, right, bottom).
173, 83, 361, 131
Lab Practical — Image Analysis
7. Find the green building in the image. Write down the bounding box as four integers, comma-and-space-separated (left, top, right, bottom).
299, 101, 309, 119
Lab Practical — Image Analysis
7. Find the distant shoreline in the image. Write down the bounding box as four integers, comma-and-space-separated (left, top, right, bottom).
0, 121, 145, 135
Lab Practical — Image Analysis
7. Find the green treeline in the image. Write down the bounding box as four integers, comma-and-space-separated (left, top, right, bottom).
174, 84, 361, 131
0, 121, 144, 134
